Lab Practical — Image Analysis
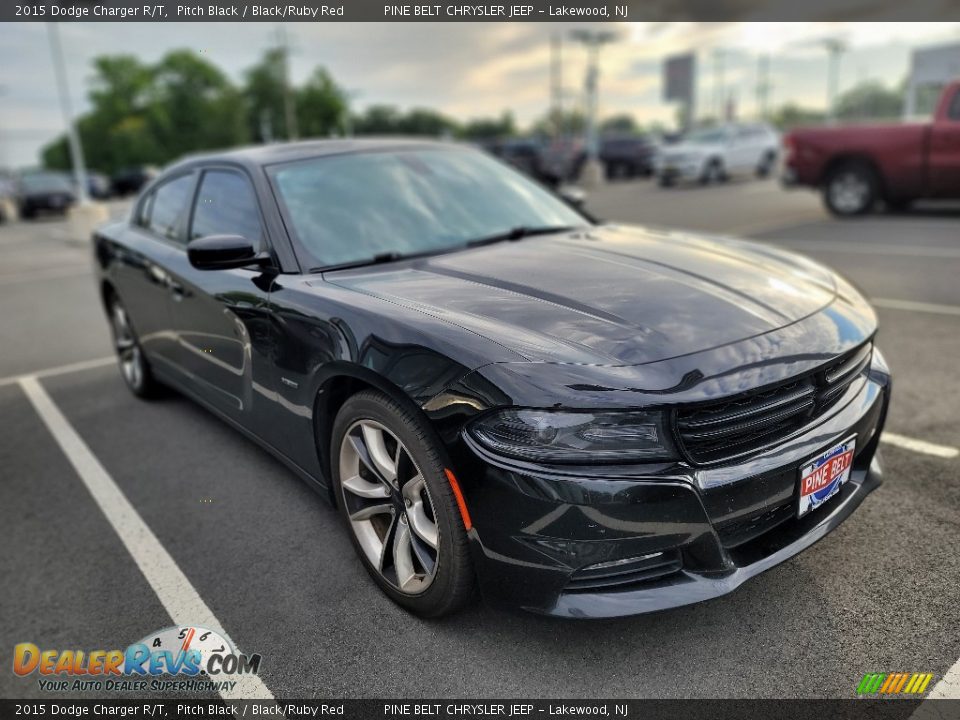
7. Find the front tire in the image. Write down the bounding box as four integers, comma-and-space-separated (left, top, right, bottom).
331, 390, 474, 617
823, 162, 878, 217
108, 296, 161, 398
700, 159, 723, 185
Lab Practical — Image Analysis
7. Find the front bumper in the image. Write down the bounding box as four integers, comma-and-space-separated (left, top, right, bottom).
657, 158, 704, 181
458, 361, 891, 618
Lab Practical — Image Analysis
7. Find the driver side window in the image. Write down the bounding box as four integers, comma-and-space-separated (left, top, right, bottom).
190, 170, 263, 249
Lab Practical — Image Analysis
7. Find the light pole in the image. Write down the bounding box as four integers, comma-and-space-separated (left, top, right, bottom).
569, 29, 618, 187
46, 23, 89, 204
822, 38, 847, 123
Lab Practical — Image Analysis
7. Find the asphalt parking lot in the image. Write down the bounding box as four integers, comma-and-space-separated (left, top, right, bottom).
1, 178, 958, 700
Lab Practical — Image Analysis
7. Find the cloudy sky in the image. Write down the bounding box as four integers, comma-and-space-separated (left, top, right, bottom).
1, 21, 958, 168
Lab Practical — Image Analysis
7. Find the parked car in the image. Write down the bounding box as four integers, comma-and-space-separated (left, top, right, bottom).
542, 136, 657, 183
94, 139, 889, 619
783, 80, 960, 216
656, 123, 780, 186
87, 171, 113, 200
598, 135, 657, 179
111, 165, 158, 196
487, 138, 546, 179
539, 137, 585, 185
17, 172, 76, 219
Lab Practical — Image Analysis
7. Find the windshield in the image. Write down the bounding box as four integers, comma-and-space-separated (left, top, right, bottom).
269, 147, 587, 269
684, 128, 729, 144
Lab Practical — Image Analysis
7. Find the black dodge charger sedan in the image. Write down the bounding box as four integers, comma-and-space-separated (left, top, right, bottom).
93, 139, 890, 618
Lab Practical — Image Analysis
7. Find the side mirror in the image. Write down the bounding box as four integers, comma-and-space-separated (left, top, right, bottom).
187, 234, 269, 271
558, 185, 587, 209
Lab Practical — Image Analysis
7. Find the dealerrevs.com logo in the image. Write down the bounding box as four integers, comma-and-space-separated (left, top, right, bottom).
12, 626, 262, 693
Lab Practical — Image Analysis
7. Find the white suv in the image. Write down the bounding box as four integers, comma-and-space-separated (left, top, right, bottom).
656, 123, 780, 186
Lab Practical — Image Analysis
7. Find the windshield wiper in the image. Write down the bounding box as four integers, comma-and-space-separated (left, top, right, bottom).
309, 251, 407, 273
309, 225, 580, 273
465, 225, 577, 248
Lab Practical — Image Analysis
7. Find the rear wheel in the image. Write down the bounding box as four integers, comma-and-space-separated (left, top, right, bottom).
331, 390, 474, 617
823, 163, 878, 217
108, 296, 161, 398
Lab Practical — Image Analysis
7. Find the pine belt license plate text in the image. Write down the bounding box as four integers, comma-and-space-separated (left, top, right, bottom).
798, 436, 856, 517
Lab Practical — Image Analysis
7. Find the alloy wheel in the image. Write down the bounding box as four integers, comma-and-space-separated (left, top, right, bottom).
111, 303, 144, 390
338, 419, 440, 594
829, 171, 870, 214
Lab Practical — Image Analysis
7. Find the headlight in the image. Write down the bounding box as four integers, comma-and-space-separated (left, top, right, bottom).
468, 409, 676, 463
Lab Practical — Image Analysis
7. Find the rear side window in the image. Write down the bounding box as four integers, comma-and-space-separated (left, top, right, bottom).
146, 174, 194, 241
190, 170, 263, 247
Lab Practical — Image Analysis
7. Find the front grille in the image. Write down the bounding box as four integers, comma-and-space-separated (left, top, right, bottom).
676, 343, 872, 465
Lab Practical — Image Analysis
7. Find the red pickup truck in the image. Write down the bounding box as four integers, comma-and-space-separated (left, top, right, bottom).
783, 80, 960, 216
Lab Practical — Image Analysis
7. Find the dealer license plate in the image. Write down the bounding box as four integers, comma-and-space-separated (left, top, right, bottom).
797, 436, 856, 518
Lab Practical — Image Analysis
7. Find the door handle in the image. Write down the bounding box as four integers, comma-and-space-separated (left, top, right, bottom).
169, 280, 185, 300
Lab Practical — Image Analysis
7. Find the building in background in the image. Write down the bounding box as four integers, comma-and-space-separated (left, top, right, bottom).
904, 41, 960, 118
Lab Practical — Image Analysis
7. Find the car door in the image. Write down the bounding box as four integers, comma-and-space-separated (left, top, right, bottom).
928, 87, 960, 197
164, 167, 273, 427
727, 126, 755, 173
112, 172, 196, 380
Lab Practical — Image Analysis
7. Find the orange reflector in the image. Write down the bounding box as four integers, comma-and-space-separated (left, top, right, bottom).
444, 468, 473, 531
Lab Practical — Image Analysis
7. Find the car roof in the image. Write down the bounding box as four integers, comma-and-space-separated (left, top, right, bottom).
165, 137, 464, 173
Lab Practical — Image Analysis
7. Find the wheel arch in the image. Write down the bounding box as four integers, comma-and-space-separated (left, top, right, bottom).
311, 362, 449, 507
820, 153, 885, 195
100, 278, 118, 312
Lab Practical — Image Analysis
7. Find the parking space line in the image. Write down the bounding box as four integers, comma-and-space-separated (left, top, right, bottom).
0, 356, 115, 388
881, 432, 959, 459
872, 298, 960, 318
18, 375, 276, 702
925, 657, 960, 699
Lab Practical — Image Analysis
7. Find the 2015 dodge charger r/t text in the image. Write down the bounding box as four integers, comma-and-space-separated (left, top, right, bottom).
93, 140, 890, 618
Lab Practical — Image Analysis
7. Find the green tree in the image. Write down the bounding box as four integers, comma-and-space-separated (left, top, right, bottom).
398, 108, 458, 136
243, 48, 288, 142
296, 67, 347, 138
352, 105, 404, 134
531, 108, 586, 137
600, 114, 638, 134
835, 81, 903, 121
770, 103, 826, 130
42, 50, 247, 174
460, 111, 515, 141
149, 50, 248, 158
352, 106, 459, 137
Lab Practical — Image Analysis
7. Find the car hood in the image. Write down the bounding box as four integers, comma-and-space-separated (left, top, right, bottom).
326, 224, 839, 366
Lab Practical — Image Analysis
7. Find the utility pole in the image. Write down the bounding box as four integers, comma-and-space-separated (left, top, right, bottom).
275, 26, 298, 141
756, 54, 771, 120
570, 29, 618, 187
46, 23, 89, 204
822, 38, 847, 123
712, 48, 726, 121
551, 33, 563, 140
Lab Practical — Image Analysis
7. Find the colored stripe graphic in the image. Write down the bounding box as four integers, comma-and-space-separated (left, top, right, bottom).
858, 673, 934, 695
857, 674, 886, 694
